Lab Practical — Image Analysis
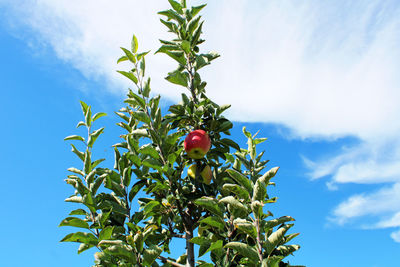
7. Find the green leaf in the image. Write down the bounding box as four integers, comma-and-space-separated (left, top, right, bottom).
117, 55, 128, 64
98, 209, 112, 227
131, 129, 148, 138
139, 144, 160, 159
265, 224, 293, 255
143, 245, 163, 266
165, 51, 186, 65
143, 77, 151, 97
143, 200, 161, 217
132, 111, 150, 124
70, 144, 85, 161
181, 40, 190, 53
205, 240, 223, 254
60, 232, 98, 245
219, 196, 248, 215
90, 174, 106, 194
120, 47, 136, 63
131, 34, 138, 53
266, 256, 284, 267
122, 167, 132, 187
220, 138, 240, 151
64, 135, 85, 142
275, 244, 300, 257
264, 216, 295, 230
165, 131, 184, 145
222, 183, 250, 201
117, 70, 138, 84
259, 167, 280, 184
226, 169, 253, 194
191, 4, 207, 17
168, 0, 183, 14
69, 209, 87, 216
242, 126, 252, 138
217, 104, 231, 115
166, 70, 188, 87
98, 239, 123, 247
158, 9, 185, 24
142, 158, 162, 172
92, 112, 107, 122
254, 137, 267, 145
199, 242, 211, 257
199, 216, 225, 231
80, 101, 89, 116
137, 50, 150, 60
159, 19, 178, 32
88, 127, 104, 148
252, 179, 267, 202
284, 232, 300, 243
127, 153, 141, 168
251, 200, 264, 219
134, 231, 144, 253
85, 106, 92, 127
78, 243, 93, 254
104, 176, 126, 197
105, 243, 136, 262
233, 218, 257, 240
91, 158, 105, 169
190, 236, 210, 246
129, 180, 146, 202
76, 121, 86, 128
191, 21, 203, 45
204, 51, 220, 62
65, 195, 83, 204
194, 197, 223, 218
194, 55, 210, 70
218, 120, 233, 132
59, 217, 89, 229
140, 57, 146, 76
67, 167, 85, 177
224, 242, 259, 262
99, 226, 114, 241
84, 150, 92, 174
187, 16, 201, 35
155, 44, 180, 54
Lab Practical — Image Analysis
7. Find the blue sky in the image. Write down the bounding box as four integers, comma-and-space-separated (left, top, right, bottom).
1, 0, 400, 266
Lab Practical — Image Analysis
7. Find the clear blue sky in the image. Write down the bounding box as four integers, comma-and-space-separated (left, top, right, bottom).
1, 1, 400, 267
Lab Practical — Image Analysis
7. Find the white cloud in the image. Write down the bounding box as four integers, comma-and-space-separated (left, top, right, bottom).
330, 183, 400, 225
1, 0, 399, 138
390, 230, 400, 242
330, 183, 400, 242
2, 0, 400, 241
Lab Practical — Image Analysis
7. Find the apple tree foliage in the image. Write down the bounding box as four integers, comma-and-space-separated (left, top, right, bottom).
60, 0, 302, 266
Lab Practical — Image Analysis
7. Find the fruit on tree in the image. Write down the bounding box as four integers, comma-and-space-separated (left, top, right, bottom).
184, 129, 211, 159
188, 164, 212, 185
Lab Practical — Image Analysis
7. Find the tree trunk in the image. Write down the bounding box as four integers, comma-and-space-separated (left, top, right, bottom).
186, 227, 195, 267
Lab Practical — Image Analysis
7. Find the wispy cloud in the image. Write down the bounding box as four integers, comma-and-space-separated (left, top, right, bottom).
2, 0, 400, 241
329, 183, 400, 242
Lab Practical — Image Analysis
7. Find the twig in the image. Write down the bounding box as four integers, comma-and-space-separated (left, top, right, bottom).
158, 256, 185, 267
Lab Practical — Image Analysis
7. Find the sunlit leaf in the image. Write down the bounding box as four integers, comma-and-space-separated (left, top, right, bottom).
224, 242, 259, 262
59, 217, 89, 229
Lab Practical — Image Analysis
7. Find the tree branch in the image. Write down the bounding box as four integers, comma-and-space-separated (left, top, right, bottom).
158, 256, 186, 267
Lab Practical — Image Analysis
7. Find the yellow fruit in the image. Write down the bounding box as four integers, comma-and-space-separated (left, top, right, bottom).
188, 164, 212, 185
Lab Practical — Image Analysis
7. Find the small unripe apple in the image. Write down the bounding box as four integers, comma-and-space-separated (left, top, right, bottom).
184, 129, 211, 159
188, 164, 212, 185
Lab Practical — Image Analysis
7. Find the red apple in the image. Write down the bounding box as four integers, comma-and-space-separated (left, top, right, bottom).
184, 130, 211, 159
188, 164, 212, 185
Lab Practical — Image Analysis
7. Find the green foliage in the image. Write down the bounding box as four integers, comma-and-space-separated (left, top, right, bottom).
60, 1, 302, 266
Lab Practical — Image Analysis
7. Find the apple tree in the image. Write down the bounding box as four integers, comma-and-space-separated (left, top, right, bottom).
59, 0, 302, 266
